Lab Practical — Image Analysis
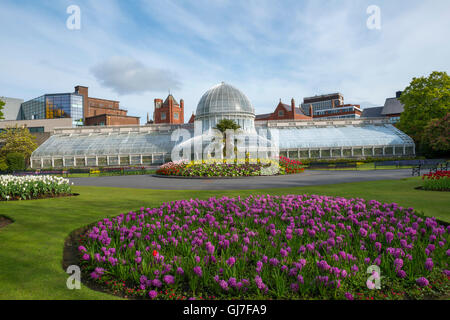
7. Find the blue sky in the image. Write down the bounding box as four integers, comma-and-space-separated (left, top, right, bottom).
1, 0, 449, 123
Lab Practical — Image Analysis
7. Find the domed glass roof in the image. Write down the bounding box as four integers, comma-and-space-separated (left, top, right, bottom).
196, 82, 255, 118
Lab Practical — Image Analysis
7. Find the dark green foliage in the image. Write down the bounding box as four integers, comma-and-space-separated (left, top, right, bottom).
398, 71, 450, 154
6, 152, 26, 171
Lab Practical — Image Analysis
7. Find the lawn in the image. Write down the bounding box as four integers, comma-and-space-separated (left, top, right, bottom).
0, 177, 448, 300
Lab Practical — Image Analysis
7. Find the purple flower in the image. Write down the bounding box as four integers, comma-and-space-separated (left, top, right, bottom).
176, 267, 184, 275
317, 260, 330, 271
345, 292, 354, 300
375, 242, 382, 252
82, 253, 90, 261
254, 276, 268, 293
226, 257, 236, 267
148, 290, 158, 299
219, 280, 229, 291
425, 258, 433, 271
385, 232, 394, 244
394, 258, 403, 271
228, 277, 237, 288
416, 277, 429, 287
152, 279, 162, 288
359, 228, 368, 237
397, 270, 406, 278
256, 261, 263, 273
163, 275, 175, 285
193, 266, 202, 277
269, 258, 279, 266
205, 241, 215, 255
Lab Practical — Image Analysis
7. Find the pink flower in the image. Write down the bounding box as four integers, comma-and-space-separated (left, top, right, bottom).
148, 290, 158, 299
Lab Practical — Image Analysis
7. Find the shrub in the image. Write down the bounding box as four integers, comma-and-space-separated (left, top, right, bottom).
6, 152, 25, 171
0, 157, 7, 172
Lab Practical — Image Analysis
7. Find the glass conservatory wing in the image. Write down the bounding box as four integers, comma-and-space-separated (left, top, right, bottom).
273, 124, 415, 149
31, 132, 177, 158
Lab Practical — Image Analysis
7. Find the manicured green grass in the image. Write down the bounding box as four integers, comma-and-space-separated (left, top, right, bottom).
0, 177, 448, 300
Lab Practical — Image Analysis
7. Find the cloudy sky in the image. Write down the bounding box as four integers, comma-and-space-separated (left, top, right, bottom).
0, 0, 449, 123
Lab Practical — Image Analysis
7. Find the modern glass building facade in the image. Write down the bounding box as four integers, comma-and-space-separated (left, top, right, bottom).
19, 93, 84, 127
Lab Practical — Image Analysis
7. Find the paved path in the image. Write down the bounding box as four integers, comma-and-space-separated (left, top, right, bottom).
70, 169, 412, 190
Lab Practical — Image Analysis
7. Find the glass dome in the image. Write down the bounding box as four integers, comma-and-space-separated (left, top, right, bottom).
196, 82, 255, 118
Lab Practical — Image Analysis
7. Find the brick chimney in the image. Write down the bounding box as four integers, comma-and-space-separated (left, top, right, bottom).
291, 98, 295, 112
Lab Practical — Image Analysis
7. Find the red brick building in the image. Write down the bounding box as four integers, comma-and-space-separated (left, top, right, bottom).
255, 99, 312, 121
74, 86, 140, 126
152, 94, 184, 124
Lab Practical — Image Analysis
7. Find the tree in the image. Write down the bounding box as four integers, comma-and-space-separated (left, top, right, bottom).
421, 113, 450, 156
0, 99, 5, 120
0, 125, 38, 161
397, 71, 450, 144
213, 119, 242, 158
6, 152, 26, 171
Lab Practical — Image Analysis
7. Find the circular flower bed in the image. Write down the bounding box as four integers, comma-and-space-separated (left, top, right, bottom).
77, 195, 449, 300
0, 175, 72, 201
156, 157, 304, 177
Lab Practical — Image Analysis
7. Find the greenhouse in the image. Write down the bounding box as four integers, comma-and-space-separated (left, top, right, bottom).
30, 82, 415, 168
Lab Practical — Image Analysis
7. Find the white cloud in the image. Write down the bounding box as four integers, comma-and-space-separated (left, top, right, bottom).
91, 57, 181, 95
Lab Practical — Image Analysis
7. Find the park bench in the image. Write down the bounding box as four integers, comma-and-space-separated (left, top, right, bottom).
411, 161, 448, 176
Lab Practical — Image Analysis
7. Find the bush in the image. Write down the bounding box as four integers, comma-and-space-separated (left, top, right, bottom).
6, 152, 25, 171
0, 157, 8, 172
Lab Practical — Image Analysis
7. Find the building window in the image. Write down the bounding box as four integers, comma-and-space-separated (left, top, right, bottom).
28, 127, 44, 133
278, 110, 284, 117
174, 112, 179, 120
161, 112, 166, 120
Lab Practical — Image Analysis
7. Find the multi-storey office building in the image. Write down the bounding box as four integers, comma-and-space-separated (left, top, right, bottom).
301, 93, 344, 116
19, 93, 84, 127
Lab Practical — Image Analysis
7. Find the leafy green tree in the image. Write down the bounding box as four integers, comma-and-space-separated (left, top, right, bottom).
6, 152, 26, 171
398, 71, 450, 145
214, 119, 242, 158
0, 125, 38, 161
0, 156, 7, 171
0, 99, 5, 120
421, 113, 449, 156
